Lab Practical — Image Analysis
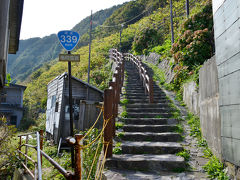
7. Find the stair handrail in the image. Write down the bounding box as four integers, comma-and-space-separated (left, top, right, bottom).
124, 53, 154, 103
103, 49, 125, 158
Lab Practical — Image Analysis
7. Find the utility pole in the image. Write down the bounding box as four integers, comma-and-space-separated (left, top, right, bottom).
186, 0, 190, 17
170, 0, 174, 44
87, 10, 93, 100
119, 24, 123, 52
88, 10, 92, 84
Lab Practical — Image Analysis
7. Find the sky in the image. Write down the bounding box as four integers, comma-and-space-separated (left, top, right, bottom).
20, 0, 131, 40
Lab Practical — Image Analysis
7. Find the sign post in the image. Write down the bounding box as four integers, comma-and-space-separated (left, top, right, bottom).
57, 30, 80, 168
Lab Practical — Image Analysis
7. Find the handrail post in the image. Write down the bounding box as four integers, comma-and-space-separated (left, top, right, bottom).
149, 78, 154, 103
74, 134, 83, 180
104, 89, 113, 158
39, 130, 44, 165
109, 81, 117, 137
36, 132, 42, 180
25, 135, 29, 167
19, 136, 22, 158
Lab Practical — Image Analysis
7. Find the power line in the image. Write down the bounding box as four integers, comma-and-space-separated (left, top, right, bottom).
99, 9, 148, 28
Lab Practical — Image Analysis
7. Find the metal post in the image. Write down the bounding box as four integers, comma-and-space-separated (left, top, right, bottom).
186, 0, 189, 17
19, 136, 22, 158
103, 89, 113, 158
25, 135, 28, 166
68, 51, 74, 168
74, 134, 83, 180
170, 0, 174, 44
40, 130, 44, 164
36, 132, 42, 180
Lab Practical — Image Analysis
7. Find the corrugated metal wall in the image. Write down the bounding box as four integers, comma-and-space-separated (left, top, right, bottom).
213, 0, 240, 165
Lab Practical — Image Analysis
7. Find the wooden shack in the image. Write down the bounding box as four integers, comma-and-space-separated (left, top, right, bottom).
46, 72, 103, 143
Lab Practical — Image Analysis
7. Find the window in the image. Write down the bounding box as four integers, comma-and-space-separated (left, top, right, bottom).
10, 116, 17, 125
55, 102, 59, 112
0, 96, 6, 103
0, 89, 7, 103
51, 95, 56, 108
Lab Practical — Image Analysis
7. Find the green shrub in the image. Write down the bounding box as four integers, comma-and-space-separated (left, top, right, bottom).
151, 39, 172, 61
0, 117, 19, 178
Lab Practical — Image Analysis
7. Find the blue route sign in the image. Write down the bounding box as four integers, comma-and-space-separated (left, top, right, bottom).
57, 30, 80, 51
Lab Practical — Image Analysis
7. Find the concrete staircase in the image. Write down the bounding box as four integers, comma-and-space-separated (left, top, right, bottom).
106, 61, 185, 173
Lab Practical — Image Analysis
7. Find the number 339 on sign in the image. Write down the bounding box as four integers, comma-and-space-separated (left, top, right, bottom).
57, 30, 80, 51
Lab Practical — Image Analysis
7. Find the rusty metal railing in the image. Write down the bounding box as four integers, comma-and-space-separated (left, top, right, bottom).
103, 49, 125, 158
17, 130, 84, 179
17, 130, 43, 180
124, 53, 154, 103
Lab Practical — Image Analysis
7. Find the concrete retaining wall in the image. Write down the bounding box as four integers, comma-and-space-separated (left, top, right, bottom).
181, 56, 222, 158
183, 81, 199, 116
199, 56, 222, 159
139, 53, 175, 83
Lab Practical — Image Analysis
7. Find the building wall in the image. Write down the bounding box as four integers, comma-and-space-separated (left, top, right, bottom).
5, 87, 24, 106
46, 75, 64, 139
46, 74, 103, 143
0, 0, 10, 87
213, 0, 240, 166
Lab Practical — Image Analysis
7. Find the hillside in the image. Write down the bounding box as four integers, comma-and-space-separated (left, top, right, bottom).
7, 5, 122, 82
21, 0, 210, 130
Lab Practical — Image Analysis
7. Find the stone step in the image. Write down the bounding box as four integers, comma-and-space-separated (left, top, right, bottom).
122, 118, 178, 125
125, 92, 166, 97
126, 96, 167, 101
127, 112, 172, 118
121, 141, 183, 154
125, 89, 164, 94
126, 103, 171, 108
106, 154, 185, 172
126, 107, 172, 113
123, 125, 178, 132
125, 87, 145, 91
126, 85, 160, 89
127, 99, 169, 104
120, 132, 182, 142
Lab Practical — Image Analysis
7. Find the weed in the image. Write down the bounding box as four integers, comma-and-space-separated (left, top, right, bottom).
203, 156, 228, 180
203, 148, 213, 158
175, 124, 184, 134
176, 149, 190, 161
117, 132, 125, 139
120, 111, 128, 118
198, 138, 208, 148
154, 115, 162, 118
120, 99, 129, 105
113, 142, 122, 154
186, 113, 229, 179
113, 147, 122, 154
116, 122, 124, 130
